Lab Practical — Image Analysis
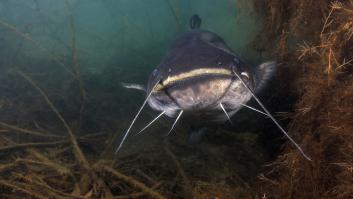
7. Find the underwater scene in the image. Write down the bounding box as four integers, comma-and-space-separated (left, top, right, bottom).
0, 0, 352, 198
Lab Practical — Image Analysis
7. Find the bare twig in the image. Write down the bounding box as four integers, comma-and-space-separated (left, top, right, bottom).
113, 182, 163, 199
165, 0, 181, 31
135, 169, 157, 185
0, 162, 19, 173
0, 140, 68, 152
17, 71, 90, 169
65, 0, 87, 131
0, 19, 74, 76
22, 175, 85, 199
0, 180, 47, 199
320, 6, 334, 38
15, 158, 72, 176
0, 122, 64, 138
27, 149, 72, 175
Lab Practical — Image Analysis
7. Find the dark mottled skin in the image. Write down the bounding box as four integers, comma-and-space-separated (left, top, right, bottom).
147, 30, 252, 90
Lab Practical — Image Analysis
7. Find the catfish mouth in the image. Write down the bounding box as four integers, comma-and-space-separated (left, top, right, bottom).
150, 68, 237, 114
154, 67, 234, 92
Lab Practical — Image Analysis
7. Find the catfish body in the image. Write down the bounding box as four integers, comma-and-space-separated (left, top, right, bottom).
117, 17, 311, 161
147, 29, 274, 122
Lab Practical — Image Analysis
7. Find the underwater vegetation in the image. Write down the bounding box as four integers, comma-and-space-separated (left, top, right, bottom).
256, 0, 353, 198
0, 0, 352, 198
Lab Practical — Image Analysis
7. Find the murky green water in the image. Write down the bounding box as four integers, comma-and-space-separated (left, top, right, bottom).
0, 1, 282, 198
0, 0, 263, 73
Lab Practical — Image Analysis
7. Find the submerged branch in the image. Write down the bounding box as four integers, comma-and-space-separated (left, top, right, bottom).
99, 165, 166, 199
113, 182, 163, 199
0, 140, 68, 152
0, 180, 48, 199
0, 19, 74, 76
0, 122, 64, 138
65, 0, 87, 130
17, 71, 90, 169
27, 149, 73, 175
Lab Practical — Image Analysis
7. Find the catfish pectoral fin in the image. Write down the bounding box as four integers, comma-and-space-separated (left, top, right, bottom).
255, 61, 276, 92
121, 82, 146, 92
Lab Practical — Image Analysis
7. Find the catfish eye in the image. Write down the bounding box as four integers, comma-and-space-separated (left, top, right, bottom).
241, 72, 249, 79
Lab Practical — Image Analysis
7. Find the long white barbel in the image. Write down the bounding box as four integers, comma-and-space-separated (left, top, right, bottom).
232, 64, 312, 161
220, 103, 233, 124
166, 110, 183, 136
135, 111, 166, 136
115, 81, 160, 153
240, 103, 268, 117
